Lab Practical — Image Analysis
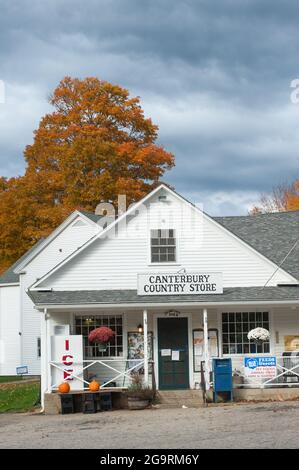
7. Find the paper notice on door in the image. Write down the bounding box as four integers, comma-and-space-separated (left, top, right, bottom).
161, 349, 171, 356
194, 345, 203, 356
172, 350, 180, 361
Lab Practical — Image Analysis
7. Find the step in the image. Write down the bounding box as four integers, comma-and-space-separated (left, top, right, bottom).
156, 390, 204, 408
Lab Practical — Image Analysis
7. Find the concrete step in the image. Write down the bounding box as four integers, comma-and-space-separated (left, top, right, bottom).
156, 390, 204, 408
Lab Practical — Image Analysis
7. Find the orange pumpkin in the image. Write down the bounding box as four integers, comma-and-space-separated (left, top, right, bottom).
58, 382, 70, 393
89, 380, 100, 392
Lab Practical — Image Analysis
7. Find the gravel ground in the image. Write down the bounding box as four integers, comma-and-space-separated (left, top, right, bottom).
1, 401, 299, 449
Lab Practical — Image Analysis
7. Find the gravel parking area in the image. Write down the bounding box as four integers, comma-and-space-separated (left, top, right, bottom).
1, 401, 299, 449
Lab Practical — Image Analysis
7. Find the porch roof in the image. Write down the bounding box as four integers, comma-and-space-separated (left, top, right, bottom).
28, 285, 299, 307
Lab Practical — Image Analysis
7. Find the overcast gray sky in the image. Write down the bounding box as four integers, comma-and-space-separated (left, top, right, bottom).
0, 0, 298, 215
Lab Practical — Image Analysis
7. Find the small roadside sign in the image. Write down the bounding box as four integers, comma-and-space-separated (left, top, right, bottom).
16, 366, 28, 376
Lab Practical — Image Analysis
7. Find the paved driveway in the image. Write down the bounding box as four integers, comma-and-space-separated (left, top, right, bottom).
1, 401, 299, 449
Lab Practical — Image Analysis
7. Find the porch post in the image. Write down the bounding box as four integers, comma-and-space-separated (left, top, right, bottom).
203, 308, 210, 390
143, 309, 149, 386
46, 311, 52, 394
40, 308, 48, 409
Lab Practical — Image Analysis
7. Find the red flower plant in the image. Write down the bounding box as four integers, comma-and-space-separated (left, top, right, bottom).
88, 327, 115, 344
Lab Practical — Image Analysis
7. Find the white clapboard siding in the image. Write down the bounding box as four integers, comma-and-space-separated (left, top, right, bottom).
272, 308, 299, 356
38, 191, 293, 291
0, 285, 20, 375
20, 217, 99, 375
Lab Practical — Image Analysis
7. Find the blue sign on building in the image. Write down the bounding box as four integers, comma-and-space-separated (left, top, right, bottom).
244, 356, 277, 379
244, 357, 276, 369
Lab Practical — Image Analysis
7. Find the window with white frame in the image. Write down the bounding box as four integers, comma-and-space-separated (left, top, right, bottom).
75, 315, 123, 358
151, 229, 176, 263
37, 337, 41, 358
222, 311, 270, 354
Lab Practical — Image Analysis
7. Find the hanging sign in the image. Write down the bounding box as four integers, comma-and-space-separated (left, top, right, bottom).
244, 356, 277, 380
137, 272, 223, 296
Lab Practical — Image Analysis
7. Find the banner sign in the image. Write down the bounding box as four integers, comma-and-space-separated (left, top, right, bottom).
244, 356, 277, 380
51, 335, 83, 390
137, 272, 223, 296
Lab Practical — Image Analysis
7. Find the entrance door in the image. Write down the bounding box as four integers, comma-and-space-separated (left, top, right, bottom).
158, 317, 189, 389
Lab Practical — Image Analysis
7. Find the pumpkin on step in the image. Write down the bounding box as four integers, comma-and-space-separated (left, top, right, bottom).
58, 382, 70, 393
89, 380, 100, 391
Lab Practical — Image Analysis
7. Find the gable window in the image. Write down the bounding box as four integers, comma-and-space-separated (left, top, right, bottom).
222, 312, 270, 355
151, 229, 176, 263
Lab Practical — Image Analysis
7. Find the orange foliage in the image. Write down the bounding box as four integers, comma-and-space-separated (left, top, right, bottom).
286, 180, 299, 210
250, 181, 299, 215
0, 77, 174, 272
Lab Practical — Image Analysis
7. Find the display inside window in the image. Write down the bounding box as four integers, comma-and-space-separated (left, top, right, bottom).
127, 331, 153, 360
222, 311, 270, 355
127, 331, 153, 374
75, 315, 123, 357
284, 336, 299, 352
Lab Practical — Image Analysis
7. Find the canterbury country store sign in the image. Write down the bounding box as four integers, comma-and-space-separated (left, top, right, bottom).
137, 272, 223, 295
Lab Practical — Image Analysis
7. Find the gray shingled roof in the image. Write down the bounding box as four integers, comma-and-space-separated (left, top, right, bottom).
215, 211, 299, 281
27, 286, 299, 306
0, 262, 20, 284
80, 211, 103, 224
0, 238, 45, 285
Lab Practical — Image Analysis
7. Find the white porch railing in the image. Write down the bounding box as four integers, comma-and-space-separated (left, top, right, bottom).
208, 355, 299, 389
49, 358, 146, 391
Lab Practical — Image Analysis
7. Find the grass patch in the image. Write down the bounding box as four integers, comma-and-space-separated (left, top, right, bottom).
0, 376, 23, 384
0, 383, 40, 413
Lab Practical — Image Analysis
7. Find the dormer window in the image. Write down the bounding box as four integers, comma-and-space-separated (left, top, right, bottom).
151, 229, 176, 263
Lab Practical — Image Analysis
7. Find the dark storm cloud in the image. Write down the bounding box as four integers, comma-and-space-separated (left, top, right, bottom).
0, 0, 298, 214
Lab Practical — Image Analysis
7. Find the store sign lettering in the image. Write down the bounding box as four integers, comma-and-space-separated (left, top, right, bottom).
137, 272, 223, 296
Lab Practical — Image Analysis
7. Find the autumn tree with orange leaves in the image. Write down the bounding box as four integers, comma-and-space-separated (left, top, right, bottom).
287, 180, 299, 210
250, 180, 299, 214
0, 77, 174, 271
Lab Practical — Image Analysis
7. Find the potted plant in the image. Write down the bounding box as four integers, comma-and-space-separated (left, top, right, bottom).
88, 326, 115, 352
232, 368, 244, 385
247, 327, 270, 344
126, 373, 155, 410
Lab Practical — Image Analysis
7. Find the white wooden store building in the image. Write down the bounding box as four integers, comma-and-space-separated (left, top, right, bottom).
1, 184, 299, 404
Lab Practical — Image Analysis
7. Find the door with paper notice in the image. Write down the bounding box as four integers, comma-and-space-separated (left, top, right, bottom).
158, 317, 189, 389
